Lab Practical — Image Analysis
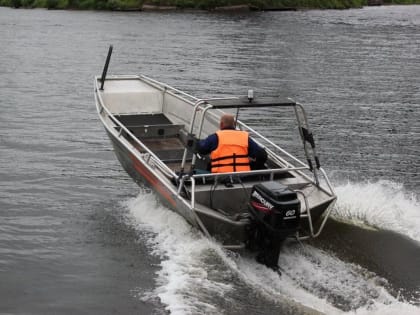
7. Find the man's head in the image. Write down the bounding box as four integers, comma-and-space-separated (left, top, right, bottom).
220, 114, 235, 130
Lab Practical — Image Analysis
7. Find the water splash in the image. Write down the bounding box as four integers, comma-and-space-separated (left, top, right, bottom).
124, 189, 420, 314
125, 191, 233, 315
235, 243, 420, 315
333, 180, 420, 243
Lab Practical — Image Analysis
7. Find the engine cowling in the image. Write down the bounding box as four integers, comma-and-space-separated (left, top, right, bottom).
247, 181, 301, 269
249, 181, 301, 237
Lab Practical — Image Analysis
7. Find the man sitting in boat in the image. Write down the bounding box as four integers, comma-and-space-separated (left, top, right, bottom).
196, 114, 267, 173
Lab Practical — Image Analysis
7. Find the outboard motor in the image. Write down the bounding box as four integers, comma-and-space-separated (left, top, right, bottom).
247, 181, 301, 270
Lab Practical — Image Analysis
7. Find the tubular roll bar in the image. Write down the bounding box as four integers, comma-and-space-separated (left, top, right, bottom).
182, 96, 324, 188
294, 102, 321, 185
175, 95, 336, 241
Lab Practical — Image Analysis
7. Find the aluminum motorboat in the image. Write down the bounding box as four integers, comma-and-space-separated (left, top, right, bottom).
94, 47, 337, 269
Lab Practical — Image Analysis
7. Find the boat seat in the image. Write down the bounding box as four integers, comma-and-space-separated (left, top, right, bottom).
113, 113, 184, 138
127, 124, 185, 139
115, 113, 172, 126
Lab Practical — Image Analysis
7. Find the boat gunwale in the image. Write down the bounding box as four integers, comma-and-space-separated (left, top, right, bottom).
94, 74, 337, 241
95, 75, 336, 196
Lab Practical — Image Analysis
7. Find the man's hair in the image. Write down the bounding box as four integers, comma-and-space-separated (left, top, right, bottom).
220, 114, 235, 129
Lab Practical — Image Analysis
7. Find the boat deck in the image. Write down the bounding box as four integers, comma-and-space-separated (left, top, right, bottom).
114, 113, 195, 170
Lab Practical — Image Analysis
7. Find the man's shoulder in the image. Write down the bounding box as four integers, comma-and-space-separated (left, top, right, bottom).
197, 133, 218, 153
207, 133, 218, 140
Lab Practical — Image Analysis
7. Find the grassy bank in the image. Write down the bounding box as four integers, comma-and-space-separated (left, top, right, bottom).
1, 0, 419, 11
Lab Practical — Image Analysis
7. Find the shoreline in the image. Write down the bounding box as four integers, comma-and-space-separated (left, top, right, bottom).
1, 0, 419, 12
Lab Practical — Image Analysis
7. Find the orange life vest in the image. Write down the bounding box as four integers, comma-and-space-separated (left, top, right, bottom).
210, 130, 251, 173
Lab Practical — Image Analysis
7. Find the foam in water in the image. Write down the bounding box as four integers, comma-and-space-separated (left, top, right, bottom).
333, 180, 420, 243
232, 242, 420, 315
125, 191, 233, 315
124, 189, 420, 315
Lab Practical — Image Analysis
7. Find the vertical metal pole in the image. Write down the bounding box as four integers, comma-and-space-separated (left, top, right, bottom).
180, 100, 206, 172
190, 105, 212, 170
235, 107, 240, 128
294, 104, 319, 185
100, 45, 113, 91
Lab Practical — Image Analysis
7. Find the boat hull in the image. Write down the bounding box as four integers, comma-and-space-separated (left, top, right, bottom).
95, 74, 337, 250
106, 128, 197, 226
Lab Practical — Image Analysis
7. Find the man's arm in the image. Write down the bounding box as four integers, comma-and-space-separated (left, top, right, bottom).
248, 138, 265, 157
248, 138, 267, 169
196, 134, 218, 155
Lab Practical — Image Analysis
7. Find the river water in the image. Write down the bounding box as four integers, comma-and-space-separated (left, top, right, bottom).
0, 5, 419, 315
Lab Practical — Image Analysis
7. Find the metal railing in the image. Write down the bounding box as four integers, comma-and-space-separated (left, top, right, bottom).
175, 166, 336, 241
180, 97, 334, 195
176, 166, 309, 208
172, 95, 337, 241
140, 74, 199, 105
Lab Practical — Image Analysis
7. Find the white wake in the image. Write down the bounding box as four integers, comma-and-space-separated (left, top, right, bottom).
124, 186, 420, 314
333, 180, 420, 243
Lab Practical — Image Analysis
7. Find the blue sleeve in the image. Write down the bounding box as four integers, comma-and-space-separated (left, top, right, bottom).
197, 134, 218, 155
248, 137, 262, 158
